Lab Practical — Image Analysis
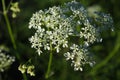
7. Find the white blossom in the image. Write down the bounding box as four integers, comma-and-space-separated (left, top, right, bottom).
64, 44, 94, 71
29, 0, 113, 71
0, 49, 15, 72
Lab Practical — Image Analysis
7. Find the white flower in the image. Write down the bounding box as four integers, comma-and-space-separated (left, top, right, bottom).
0, 49, 15, 72
29, 0, 113, 71
64, 44, 94, 71
29, 6, 72, 54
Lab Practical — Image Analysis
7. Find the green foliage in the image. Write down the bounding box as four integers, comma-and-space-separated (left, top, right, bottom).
0, 0, 120, 80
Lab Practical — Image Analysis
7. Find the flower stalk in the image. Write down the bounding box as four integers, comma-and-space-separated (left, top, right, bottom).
45, 43, 53, 79
1, 0, 27, 80
2, 0, 16, 49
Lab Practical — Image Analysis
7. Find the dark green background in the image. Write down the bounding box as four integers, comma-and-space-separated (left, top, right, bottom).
0, 0, 120, 80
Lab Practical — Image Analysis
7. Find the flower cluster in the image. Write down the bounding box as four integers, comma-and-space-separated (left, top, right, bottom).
10, 2, 20, 18
18, 64, 35, 76
29, 1, 113, 71
93, 12, 114, 31
64, 44, 94, 71
29, 6, 73, 55
0, 49, 15, 72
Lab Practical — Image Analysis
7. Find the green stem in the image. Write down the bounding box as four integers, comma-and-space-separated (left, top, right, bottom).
6, 0, 13, 12
2, 0, 5, 11
4, 14, 17, 49
45, 43, 53, 79
90, 31, 120, 75
2, 0, 20, 66
2, 0, 16, 49
23, 73, 28, 80
1, 0, 28, 80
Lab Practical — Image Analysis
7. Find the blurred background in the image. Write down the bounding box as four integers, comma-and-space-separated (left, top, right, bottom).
0, 0, 120, 80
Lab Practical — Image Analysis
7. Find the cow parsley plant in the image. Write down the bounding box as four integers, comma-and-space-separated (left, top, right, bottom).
28, 0, 113, 73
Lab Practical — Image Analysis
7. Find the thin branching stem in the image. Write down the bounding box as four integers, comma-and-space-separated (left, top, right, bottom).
1, 0, 28, 80
6, 0, 13, 12
2, 0, 16, 49
45, 42, 53, 79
